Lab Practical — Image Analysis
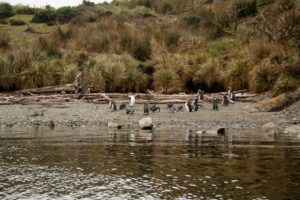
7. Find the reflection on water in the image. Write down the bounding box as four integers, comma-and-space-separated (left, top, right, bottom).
0, 128, 300, 199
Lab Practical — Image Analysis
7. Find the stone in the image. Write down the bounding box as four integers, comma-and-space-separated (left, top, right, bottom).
262, 122, 278, 129
139, 117, 153, 130
108, 122, 121, 129
284, 125, 300, 134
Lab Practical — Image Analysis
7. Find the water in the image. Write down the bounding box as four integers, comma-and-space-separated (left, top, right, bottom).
0, 128, 300, 200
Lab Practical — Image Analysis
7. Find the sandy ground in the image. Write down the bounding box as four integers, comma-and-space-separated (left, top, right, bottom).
0, 100, 297, 130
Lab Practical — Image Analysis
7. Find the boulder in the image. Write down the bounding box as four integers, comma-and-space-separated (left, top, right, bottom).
139, 117, 153, 130
262, 122, 278, 129
108, 122, 121, 129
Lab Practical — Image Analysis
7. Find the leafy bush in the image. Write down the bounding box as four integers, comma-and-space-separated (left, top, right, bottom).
0, 3, 13, 19
14, 5, 36, 15
82, 0, 95, 6
56, 7, 80, 23
31, 9, 56, 23
272, 74, 300, 96
229, 0, 257, 19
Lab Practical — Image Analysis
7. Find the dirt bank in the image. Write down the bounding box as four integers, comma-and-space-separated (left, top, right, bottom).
0, 100, 296, 130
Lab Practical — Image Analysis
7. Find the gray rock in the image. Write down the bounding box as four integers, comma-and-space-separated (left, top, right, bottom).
139, 117, 153, 130
108, 122, 121, 129
262, 122, 278, 129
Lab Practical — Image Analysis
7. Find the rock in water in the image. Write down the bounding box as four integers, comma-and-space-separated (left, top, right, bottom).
139, 117, 153, 130
108, 122, 121, 129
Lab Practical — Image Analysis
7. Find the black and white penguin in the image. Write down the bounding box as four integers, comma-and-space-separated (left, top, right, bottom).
119, 103, 127, 110
213, 97, 219, 111
167, 103, 174, 109
185, 100, 193, 112
128, 95, 136, 107
222, 94, 229, 107
197, 89, 204, 100
144, 103, 150, 115
109, 100, 117, 111
228, 87, 236, 101
151, 104, 160, 113
126, 109, 134, 115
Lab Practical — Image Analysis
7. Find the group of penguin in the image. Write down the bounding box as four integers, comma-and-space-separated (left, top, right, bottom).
108, 88, 236, 115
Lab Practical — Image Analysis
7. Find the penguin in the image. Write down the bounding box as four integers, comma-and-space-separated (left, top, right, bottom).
194, 102, 199, 111
109, 100, 117, 111
222, 94, 229, 107
213, 97, 219, 111
119, 103, 127, 110
151, 104, 160, 113
197, 89, 204, 100
185, 100, 193, 112
228, 87, 236, 101
167, 103, 174, 109
126, 109, 134, 115
144, 103, 150, 115
177, 105, 184, 112
129, 95, 136, 107
168, 106, 176, 113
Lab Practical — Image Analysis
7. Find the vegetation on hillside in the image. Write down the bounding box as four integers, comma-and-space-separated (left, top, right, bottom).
0, 0, 299, 95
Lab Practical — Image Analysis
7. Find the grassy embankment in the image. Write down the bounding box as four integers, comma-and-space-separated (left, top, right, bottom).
0, 0, 299, 95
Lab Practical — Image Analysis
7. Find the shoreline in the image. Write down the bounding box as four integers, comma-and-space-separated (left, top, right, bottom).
0, 100, 296, 131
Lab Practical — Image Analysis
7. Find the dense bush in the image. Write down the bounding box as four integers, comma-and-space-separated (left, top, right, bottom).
14, 5, 36, 15
230, 0, 257, 19
0, 3, 13, 18
56, 7, 80, 24
31, 9, 56, 23
32, 7, 79, 24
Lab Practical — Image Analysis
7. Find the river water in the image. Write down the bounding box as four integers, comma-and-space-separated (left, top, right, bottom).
0, 128, 300, 200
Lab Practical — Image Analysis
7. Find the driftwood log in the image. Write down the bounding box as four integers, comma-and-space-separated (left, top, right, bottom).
0, 86, 257, 105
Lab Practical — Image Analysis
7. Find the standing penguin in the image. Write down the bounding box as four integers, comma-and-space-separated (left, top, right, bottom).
109, 100, 117, 111
213, 97, 219, 111
144, 103, 150, 115
185, 100, 193, 112
197, 89, 204, 100
228, 87, 236, 101
222, 94, 229, 107
129, 95, 136, 107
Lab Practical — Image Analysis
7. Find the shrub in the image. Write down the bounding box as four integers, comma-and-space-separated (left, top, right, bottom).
56, 7, 80, 24
182, 16, 201, 26
153, 68, 183, 93
229, 0, 257, 19
14, 5, 36, 15
131, 35, 152, 61
0, 3, 13, 19
193, 58, 224, 89
272, 74, 300, 96
31, 9, 56, 23
249, 60, 281, 93
225, 59, 250, 90
82, 0, 95, 6
247, 41, 282, 64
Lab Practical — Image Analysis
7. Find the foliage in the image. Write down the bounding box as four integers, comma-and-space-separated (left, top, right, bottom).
0, 3, 13, 19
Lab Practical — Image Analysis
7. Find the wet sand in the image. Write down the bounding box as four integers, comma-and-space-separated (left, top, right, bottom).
0, 100, 296, 130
